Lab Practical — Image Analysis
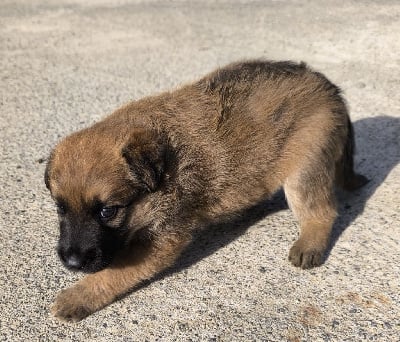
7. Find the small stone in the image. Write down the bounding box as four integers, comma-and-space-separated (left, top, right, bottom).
332, 319, 340, 328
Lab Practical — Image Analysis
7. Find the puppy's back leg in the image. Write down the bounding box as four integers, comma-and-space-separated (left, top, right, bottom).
51, 233, 190, 322
285, 163, 337, 269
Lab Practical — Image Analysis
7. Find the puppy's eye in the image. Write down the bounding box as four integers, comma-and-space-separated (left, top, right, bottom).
99, 206, 118, 221
56, 203, 66, 215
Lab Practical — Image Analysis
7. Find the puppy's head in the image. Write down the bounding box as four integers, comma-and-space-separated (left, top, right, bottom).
45, 127, 166, 273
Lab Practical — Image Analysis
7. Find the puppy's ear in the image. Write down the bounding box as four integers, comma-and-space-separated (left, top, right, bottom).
122, 129, 166, 192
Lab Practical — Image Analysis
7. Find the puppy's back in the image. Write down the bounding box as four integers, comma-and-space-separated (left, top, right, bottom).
101, 60, 351, 215
193, 60, 349, 193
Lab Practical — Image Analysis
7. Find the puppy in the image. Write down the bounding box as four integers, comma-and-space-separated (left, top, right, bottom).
45, 60, 367, 322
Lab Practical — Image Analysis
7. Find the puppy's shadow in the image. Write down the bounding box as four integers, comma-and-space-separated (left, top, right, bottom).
141, 115, 399, 286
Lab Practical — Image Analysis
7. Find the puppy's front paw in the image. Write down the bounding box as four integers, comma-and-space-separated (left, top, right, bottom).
51, 285, 93, 322
288, 239, 325, 269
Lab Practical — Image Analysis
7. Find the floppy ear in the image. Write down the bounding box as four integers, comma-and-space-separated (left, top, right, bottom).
121, 129, 166, 192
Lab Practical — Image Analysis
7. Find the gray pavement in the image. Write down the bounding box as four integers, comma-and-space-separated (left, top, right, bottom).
0, 0, 399, 340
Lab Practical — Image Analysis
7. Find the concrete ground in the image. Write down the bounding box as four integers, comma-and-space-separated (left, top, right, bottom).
0, 0, 399, 340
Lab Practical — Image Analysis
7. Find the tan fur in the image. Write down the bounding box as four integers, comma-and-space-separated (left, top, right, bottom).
45, 60, 367, 321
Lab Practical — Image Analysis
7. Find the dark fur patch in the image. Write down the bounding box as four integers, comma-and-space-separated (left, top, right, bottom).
271, 99, 289, 122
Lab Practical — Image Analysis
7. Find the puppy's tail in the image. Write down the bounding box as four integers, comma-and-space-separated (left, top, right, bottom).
336, 118, 369, 191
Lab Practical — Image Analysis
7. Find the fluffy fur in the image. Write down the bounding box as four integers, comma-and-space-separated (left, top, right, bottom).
45, 60, 367, 321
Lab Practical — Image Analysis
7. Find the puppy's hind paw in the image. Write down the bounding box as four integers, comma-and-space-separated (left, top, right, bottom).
288, 240, 325, 269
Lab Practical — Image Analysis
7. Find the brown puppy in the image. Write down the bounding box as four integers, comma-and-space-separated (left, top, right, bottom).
45, 60, 367, 322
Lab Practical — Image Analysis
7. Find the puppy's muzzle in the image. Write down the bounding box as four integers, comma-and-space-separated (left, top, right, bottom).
58, 245, 98, 272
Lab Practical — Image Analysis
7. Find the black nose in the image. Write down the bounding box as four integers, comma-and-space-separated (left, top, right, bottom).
58, 247, 96, 271
59, 248, 84, 270
64, 253, 83, 269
